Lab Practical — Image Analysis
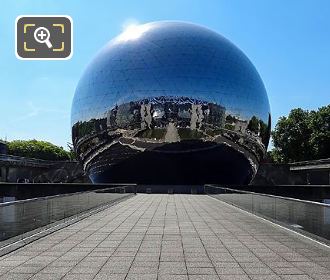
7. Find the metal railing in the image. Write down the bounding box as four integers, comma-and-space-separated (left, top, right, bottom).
0, 154, 67, 168
0, 185, 136, 247
205, 184, 330, 244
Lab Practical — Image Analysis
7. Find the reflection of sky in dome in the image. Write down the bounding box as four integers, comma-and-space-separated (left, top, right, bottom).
72, 21, 270, 124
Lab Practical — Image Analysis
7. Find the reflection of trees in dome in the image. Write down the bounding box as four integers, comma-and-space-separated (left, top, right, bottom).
178, 128, 205, 140
247, 116, 260, 134
71, 96, 270, 166
225, 114, 238, 123
102, 96, 226, 132
225, 123, 235, 131
72, 118, 107, 143
135, 128, 166, 139
225, 114, 248, 133
72, 120, 94, 140
72, 96, 230, 151
246, 115, 270, 147
259, 114, 271, 147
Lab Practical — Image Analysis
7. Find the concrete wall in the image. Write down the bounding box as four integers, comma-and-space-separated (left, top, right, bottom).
0, 161, 89, 183
0, 167, 8, 182
252, 163, 305, 185
1, 157, 329, 186
252, 162, 330, 186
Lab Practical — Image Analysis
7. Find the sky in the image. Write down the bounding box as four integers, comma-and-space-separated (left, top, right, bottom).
0, 0, 329, 149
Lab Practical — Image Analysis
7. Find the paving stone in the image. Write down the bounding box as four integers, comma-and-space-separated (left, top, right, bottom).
131, 261, 159, 268
0, 273, 34, 280
309, 275, 330, 280
189, 275, 220, 280
62, 273, 96, 280
126, 273, 157, 279
67, 266, 100, 274
187, 267, 217, 275
186, 262, 214, 268
279, 275, 313, 280
266, 262, 294, 268
9, 265, 44, 274
158, 275, 189, 280
29, 273, 64, 280
99, 266, 130, 274
249, 275, 282, 280
129, 266, 158, 274
158, 266, 187, 275
0, 194, 330, 280
213, 262, 240, 268
94, 273, 126, 280
218, 275, 250, 280
40, 266, 72, 274
0, 260, 25, 267
272, 267, 305, 275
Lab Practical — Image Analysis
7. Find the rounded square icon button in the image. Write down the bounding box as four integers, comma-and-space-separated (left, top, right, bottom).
16, 15, 73, 60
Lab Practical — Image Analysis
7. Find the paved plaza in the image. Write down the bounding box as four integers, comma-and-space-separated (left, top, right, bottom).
0, 194, 330, 280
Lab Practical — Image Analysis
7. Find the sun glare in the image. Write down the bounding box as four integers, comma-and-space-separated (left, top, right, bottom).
116, 23, 150, 42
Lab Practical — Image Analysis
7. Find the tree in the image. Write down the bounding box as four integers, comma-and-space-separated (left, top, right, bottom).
270, 105, 330, 163
7, 139, 71, 161
309, 105, 330, 159
247, 116, 260, 134
67, 142, 77, 160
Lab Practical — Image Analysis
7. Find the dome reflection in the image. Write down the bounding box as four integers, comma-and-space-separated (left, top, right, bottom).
71, 21, 271, 185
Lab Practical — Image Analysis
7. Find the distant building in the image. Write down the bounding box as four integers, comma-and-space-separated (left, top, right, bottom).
290, 158, 330, 185
235, 120, 248, 134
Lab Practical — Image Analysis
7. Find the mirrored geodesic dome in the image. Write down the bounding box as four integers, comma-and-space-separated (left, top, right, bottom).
71, 21, 271, 186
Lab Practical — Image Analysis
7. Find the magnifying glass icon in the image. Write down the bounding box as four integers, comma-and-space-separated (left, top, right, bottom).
34, 27, 53, 48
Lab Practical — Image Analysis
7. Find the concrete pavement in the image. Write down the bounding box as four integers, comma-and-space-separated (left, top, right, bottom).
0, 194, 329, 280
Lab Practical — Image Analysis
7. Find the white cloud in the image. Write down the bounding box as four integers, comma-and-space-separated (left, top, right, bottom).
15, 101, 68, 122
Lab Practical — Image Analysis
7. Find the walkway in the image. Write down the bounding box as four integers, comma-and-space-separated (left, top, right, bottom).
0, 194, 329, 280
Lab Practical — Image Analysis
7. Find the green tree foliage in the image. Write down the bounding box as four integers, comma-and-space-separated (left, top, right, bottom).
259, 119, 270, 147
271, 105, 330, 163
66, 142, 77, 160
309, 106, 330, 159
225, 114, 237, 123
7, 139, 71, 161
247, 116, 260, 134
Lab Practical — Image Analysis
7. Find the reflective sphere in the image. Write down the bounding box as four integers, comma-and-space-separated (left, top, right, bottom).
71, 21, 271, 185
